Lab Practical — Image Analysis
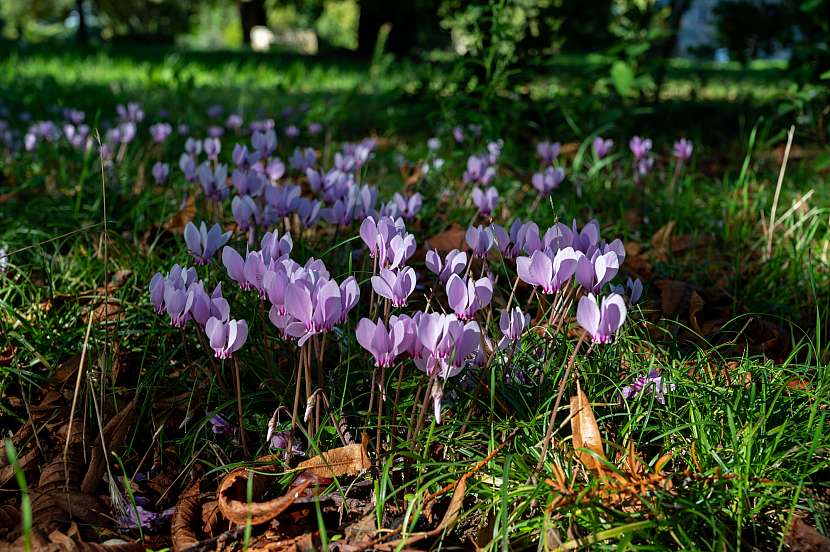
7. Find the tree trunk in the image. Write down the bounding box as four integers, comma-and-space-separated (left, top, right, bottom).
238, 0, 268, 45
357, 0, 418, 57
76, 0, 88, 44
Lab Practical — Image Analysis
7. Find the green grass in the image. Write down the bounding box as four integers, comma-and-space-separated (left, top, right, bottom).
0, 43, 828, 550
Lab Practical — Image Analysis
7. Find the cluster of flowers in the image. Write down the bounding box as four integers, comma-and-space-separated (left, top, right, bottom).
465, 140, 503, 216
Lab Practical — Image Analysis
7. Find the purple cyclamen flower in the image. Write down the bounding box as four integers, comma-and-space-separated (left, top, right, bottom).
446, 274, 493, 320
185, 137, 202, 157
392, 192, 422, 221
593, 137, 613, 159
576, 292, 627, 344
427, 137, 440, 151
465, 225, 495, 258
205, 317, 248, 359
463, 155, 496, 186
673, 138, 693, 161
189, 282, 230, 328
296, 197, 321, 228
251, 129, 277, 158
231, 169, 265, 197
492, 219, 541, 259
452, 126, 465, 143
285, 125, 300, 138
531, 166, 565, 197
203, 138, 221, 161
260, 230, 293, 262
179, 154, 197, 181
290, 147, 316, 171
355, 316, 414, 368
226, 114, 243, 130
425, 249, 467, 284
149, 273, 165, 314
575, 250, 619, 294
150, 123, 172, 143
184, 222, 232, 265
163, 282, 193, 328
207, 104, 223, 118
622, 370, 675, 404
537, 141, 561, 166
232, 195, 261, 231
152, 162, 169, 184
627, 278, 643, 304
282, 279, 343, 345
472, 186, 499, 216
209, 413, 235, 436
266, 158, 286, 182
197, 162, 229, 202
371, 267, 416, 307
629, 136, 652, 161
516, 247, 581, 294
307, 122, 323, 135
498, 307, 530, 349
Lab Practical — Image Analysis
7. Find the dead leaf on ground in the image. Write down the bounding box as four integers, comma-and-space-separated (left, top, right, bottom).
171, 479, 203, 552
217, 469, 312, 527
296, 441, 371, 479
785, 516, 830, 552
650, 221, 676, 262
570, 390, 607, 473
164, 194, 197, 234
426, 223, 466, 253
655, 280, 697, 318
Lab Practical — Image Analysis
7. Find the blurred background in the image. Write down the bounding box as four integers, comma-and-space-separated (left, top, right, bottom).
1, 0, 829, 146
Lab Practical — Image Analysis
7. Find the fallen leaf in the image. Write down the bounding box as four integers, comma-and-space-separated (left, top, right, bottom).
655, 280, 696, 318
570, 390, 607, 472
171, 479, 202, 552
164, 194, 197, 234
296, 441, 371, 479
81, 400, 138, 494
217, 469, 312, 526
650, 221, 676, 262
689, 291, 705, 334
785, 516, 830, 552
426, 223, 466, 252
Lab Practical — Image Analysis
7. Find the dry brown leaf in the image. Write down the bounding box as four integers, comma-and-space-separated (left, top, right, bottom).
171, 479, 202, 552
217, 469, 312, 526
689, 291, 705, 335
570, 390, 607, 472
164, 194, 197, 234
296, 442, 371, 479
785, 516, 830, 552
426, 223, 466, 253
650, 221, 676, 262
81, 400, 137, 494
201, 498, 224, 538
0, 446, 39, 487
655, 280, 694, 317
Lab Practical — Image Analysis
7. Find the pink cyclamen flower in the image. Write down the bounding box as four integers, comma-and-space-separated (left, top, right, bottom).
575, 249, 620, 294
636, 156, 654, 176
576, 292, 627, 344
516, 247, 581, 294
536, 141, 561, 166
231, 195, 261, 231
622, 370, 675, 404
498, 307, 530, 349
392, 192, 422, 221
425, 249, 467, 284
150, 123, 172, 143
472, 186, 499, 216
260, 230, 293, 262
205, 317, 248, 359
184, 222, 231, 265
446, 274, 493, 320
355, 315, 414, 367
152, 162, 169, 184
371, 267, 416, 307
532, 166, 565, 197
465, 225, 495, 258
189, 282, 230, 328
282, 279, 343, 345
463, 155, 496, 186
673, 138, 693, 161
593, 137, 613, 159
629, 136, 652, 160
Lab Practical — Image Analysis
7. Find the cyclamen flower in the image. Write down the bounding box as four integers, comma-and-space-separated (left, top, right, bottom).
452, 126, 465, 143
185, 138, 202, 157
260, 230, 293, 262
492, 219, 541, 259
427, 137, 440, 151
296, 197, 321, 228
392, 192, 422, 221
285, 125, 300, 138
252, 129, 277, 158
184, 222, 231, 265
371, 267, 416, 307
205, 317, 248, 359
355, 316, 414, 367
206, 104, 223, 118
197, 162, 229, 202
231, 169, 265, 196
290, 147, 316, 171
516, 247, 581, 294
498, 307, 530, 349
627, 278, 643, 304
537, 141, 561, 165
189, 283, 230, 328
307, 122, 322, 135
226, 114, 243, 130
150, 123, 172, 143
673, 138, 693, 161
231, 195, 261, 231
593, 137, 613, 159
575, 250, 619, 294
466, 225, 495, 258
532, 166, 565, 197
622, 370, 675, 404
576, 293, 627, 344
179, 154, 197, 181
463, 155, 496, 186
629, 136, 652, 160
472, 186, 499, 216
152, 162, 169, 184
203, 138, 221, 161
425, 249, 467, 284
446, 274, 493, 320
282, 279, 344, 345
636, 156, 654, 176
